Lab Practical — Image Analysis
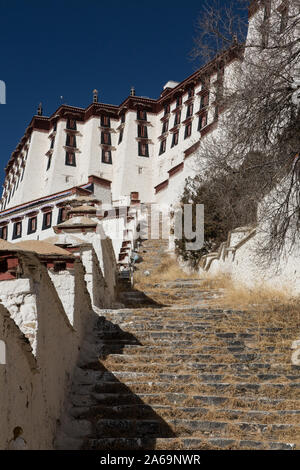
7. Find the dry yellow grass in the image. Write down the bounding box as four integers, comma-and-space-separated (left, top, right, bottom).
197, 272, 231, 290
132, 254, 200, 305
135, 255, 199, 285
198, 272, 300, 326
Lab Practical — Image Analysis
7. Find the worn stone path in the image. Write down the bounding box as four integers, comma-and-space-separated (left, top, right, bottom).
56, 238, 300, 450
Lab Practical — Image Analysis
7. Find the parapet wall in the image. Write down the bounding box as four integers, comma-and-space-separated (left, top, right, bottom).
200, 225, 300, 295
0, 245, 115, 449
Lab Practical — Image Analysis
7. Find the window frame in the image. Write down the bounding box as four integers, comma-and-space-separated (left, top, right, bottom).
42, 212, 52, 231
46, 155, 52, 171
66, 118, 77, 130
66, 133, 77, 148
159, 139, 167, 155
198, 113, 208, 131
174, 110, 181, 126
57, 207, 67, 224
171, 131, 179, 148
186, 103, 194, 119
102, 149, 112, 164
27, 216, 37, 235
137, 110, 147, 121
65, 151, 76, 167
176, 96, 182, 107
0, 225, 8, 240
184, 122, 192, 139
187, 87, 195, 98
101, 115, 111, 127
200, 93, 209, 109
162, 120, 169, 134
101, 131, 111, 145
138, 125, 148, 138
12, 221, 22, 240
138, 142, 149, 157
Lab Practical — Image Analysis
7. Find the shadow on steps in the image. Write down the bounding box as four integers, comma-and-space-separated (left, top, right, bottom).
75, 315, 176, 450
117, 287, 167, 309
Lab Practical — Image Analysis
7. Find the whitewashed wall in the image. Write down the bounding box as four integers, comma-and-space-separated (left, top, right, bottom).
0, 252, 96, 449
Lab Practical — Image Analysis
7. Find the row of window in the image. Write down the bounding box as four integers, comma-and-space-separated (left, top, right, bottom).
48, 149, 114, 170
65, 116, 112, 130
48, 124, 117, 170
52, 116, 112, 133
44, 100, 211, 171
163, 86, 209, 116
2, 165, 26, 209
159, 113, 208, 155
0, 208, 67, 241
161, 93, 209, 135
47, 116, 115, 170
163, 88, 195, 114
48, 134, 75, 171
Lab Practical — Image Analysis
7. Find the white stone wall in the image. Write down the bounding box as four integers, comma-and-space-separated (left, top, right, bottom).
0, 252, 96, 449
11, 131, 48, 208
0, 278, 37, 350
201, 223, 300, 296
80, 247, 107, 309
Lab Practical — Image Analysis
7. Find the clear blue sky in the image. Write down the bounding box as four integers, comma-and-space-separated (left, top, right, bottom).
0, 0, 246, 186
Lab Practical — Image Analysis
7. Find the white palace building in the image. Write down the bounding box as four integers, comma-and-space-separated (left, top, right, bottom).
2, 1, 300, 450
0, 45, 243, 250
0, 0, 293, 268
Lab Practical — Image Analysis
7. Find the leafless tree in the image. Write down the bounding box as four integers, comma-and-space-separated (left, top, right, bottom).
188, 0, 300, 263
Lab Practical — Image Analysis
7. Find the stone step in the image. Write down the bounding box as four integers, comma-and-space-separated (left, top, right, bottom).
97, 334, 292, 352
154, 437, 297, 450
98, 370, 300, 384
97, 337, 291, 354
101, 315, 245, 324
70, 381, 300, 408
73, 365, 300, 388
56, 238, 300, 451
85, 436, 297, 450
111, 325, 291, 340
72, 371, 300, 398
98, 342, 298, 359
89, 381, 300, 397
101, 347, 292, 363
71, 391, 300, 410
102, 307, 241, 316
109, 368, 300, 381
72, 403, 300, 424
103, 318, 293, 333
99, 350, 293, 363
98, 351, 291, 372
91, 417, 300, 440
94, 418, 173, 438
103, 310, 296, 325
97, 354, 291, 369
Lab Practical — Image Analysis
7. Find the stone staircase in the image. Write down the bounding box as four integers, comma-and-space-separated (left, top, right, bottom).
55, 237, 300, 450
